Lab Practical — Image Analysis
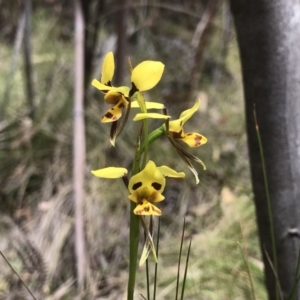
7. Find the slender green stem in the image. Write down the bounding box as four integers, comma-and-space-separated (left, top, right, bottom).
153, 217, 160, 300
254, 108, 278, 300
176, 218, 186, 300
141, 117, 149, 168
238, 242, 256, 300
146, 253, 150, 300
287, 245, 300, 300
127, 140, 142, 300
180, 238, 192, 300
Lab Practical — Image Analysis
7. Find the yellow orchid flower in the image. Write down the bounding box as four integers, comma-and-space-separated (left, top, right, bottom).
92, 52, 164, 99
166, 100, 207, 184
168, 99, 207, 147
91, 52, 166, 144
128, 161, 185, 216
91, 161, 185, 215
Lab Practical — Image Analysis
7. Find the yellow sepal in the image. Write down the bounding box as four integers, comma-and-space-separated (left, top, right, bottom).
131, 101, 165, 109
133, 113, 170, 121
131, 61, 164, 91
157, 166, 185, 178
91, 167, 128, 178
101, 52, 114, 85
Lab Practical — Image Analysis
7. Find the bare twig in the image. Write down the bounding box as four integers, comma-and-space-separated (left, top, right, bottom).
0, 251, 37, 300
74, 0, 86, 292
186, 0, 219, 104
23, 0, 35, 119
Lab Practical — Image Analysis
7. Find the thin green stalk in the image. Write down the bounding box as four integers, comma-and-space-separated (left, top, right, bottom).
238, 242, 256, 300
153, 217, 161, 300
146, 246, 151, 300
286, 245, 300, 300
175, 218, 186, 300
180, 238, 192, 300
127, 140, 142, 300
254, 107, 278, 300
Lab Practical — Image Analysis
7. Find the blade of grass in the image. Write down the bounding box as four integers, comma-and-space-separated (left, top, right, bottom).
286, 245, 300, 300
238, 243, 256, 300
239, 222, 256, 300
175, 218, 186, 300
0, 251, 37, 300
180, 238, 192, 300
253, 106, 278, 300
263, 246, 284, 300
153, 217, 160, 300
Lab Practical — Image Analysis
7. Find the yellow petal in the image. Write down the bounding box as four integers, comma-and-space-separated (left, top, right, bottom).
133, 113, 170, 121
101, 98, 128, 123
179, 99, 200, 121
169, 99, 201, 133
131, 61, 164, 91
157, 166, 185, 178
168, 119, 183, 133
101, 52, 115, 84
128, 161, 166, 193
179, 133, 208, 147
133, 201, 161, 216
105, 91, 129, 105
131, 101, 165, 109
92, 79, 115, 92
91, 167, 128, 178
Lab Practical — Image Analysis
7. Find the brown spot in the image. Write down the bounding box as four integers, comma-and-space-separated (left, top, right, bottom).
118, 102, 125, 108
187, 133, 192, 136
144, 206, 150, 212
180, 121, 183, 126
195, 135, 202, 146
132, 182, 142, 190
105, 112, 114, 119
151, 182, 162, 190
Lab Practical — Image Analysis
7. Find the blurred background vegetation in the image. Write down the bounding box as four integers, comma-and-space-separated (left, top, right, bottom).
0, 0, 267, 299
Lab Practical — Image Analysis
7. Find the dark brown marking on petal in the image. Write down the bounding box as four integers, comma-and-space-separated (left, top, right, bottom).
111, 107, 114, 110
187, 133, 192, 136
132, 182, 142, 190
144, 206, 150, 212
180, 121, 183, 126
195, 135, 202, 146
105, 112, 114, 119
129, 82, 138, 97
152, 182, 162, 190
118, 102, 125, 109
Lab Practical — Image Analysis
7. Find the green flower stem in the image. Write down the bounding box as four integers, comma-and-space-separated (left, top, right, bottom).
128, 202, 140, 300
140, 125, 166, 154
128, 92, 151, 299
127, 141, 141, 300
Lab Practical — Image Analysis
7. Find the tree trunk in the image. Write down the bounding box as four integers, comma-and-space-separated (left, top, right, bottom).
229, 1, 300, 299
